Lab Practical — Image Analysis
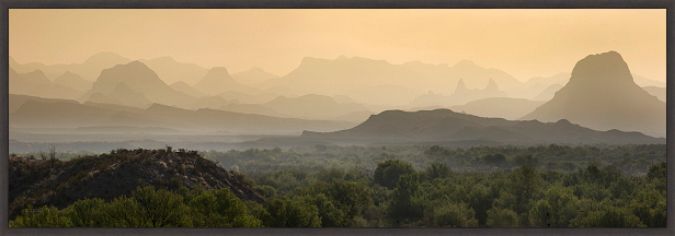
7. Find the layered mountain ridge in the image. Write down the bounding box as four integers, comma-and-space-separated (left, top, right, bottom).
302, 109, 662, 145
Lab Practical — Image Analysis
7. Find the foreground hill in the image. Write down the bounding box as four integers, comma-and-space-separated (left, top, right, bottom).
302, 109, 663, 145
9, 148, 263, 218
523, 51, 665, 137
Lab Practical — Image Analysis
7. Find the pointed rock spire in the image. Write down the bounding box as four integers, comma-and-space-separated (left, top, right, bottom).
484, 78, 499, 92
454, 78, 468, 95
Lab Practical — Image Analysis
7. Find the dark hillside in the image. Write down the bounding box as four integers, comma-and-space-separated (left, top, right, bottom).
9, 148, 262, 218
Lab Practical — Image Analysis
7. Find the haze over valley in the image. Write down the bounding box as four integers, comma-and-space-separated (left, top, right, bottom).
9, 9, 667, 153
9, 50, 666, 153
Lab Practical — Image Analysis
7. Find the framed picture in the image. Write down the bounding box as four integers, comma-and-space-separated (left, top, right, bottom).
1, 0, 673, 235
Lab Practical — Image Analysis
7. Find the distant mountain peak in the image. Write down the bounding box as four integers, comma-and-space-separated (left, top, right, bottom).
207, 66, 230, 75
150, 56, 177, 62
568, 50, 635, 88
453, 59, 478, 68
84, 52, 129, 64
193, 66, 245, 96
454, 78, 468, 94
126, 60, 148, 68
85, 60, 187, 108
485, 78, 499, 91
95, 61, 162, 86
198, 67, 233, 84
523, 51, 665, 137
24, 70, 48, 79
60, 71, 78, 77
146, 103, 178, 110
299, 56, 327, 65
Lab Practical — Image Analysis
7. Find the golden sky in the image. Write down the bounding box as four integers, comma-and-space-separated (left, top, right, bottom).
9, 9, 666, 81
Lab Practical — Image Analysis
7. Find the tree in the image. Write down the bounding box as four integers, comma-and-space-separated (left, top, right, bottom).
509, 164, 542, 218
10, 205, 71, 227
132, 186, 191, 227
64, 198, 108, 227
389, 174, 423, 224
482, 153, 507, 166
188, 189, 261, 227
528, 185, 579, 227
308, 194, 346, 227
467, 184, 493, 225
425, 162, 450, 179
374, 160, 415, 188
571, 205, 643, 227
486, 207, 519, 227
104, 196, 146, 227
424, 202, 478, 227
264, 197, 321, 227
323, 181, 372, 221
629, 187, 666, 227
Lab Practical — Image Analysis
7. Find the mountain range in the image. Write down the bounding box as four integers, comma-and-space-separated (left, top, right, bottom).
9, 94, 353, 135
302, 109, 663, 145
9, 51, 667, 139
262, 56, 524, 106
411, 78, 508, 107
9, 68, 82, 100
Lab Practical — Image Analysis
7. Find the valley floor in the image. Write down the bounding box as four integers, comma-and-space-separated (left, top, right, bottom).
8, 144, 666, 228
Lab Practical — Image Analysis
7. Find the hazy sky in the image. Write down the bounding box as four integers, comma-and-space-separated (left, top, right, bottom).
9, 9, 666, 81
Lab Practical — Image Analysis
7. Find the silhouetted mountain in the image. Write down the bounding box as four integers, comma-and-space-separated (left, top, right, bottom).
449, 60, 521, 91
87, 83, 152, 108
519, 72, 664, 100
9, 94, 77, 113
302, 109, 662, 145
10, 95, 352, 135
643, 86, 666, 102
84, 61, 194, 108
53, 71, 92, 92
263, 94, 370, 121
411, 78, 508, 107
194, 67, 252, 96
9, 68, 81, 100
232, 67, 279, 86
142, 56, 208, 85
199, 94, 372, 122
451, 97, 543, 120
9, 148, 262, 218
532, 84, 563, 101
10, 52, 130, 81
11, 96, 153, 128
523, 51, 665, 137
514, 73, 568, 100
170, 81, 205, 97
266, 56, 521, 106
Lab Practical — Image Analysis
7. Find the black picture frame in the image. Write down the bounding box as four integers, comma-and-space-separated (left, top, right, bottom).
1, 1, 673, 235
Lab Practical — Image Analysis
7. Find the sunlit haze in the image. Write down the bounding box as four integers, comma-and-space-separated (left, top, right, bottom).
9, 9, 666, 81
